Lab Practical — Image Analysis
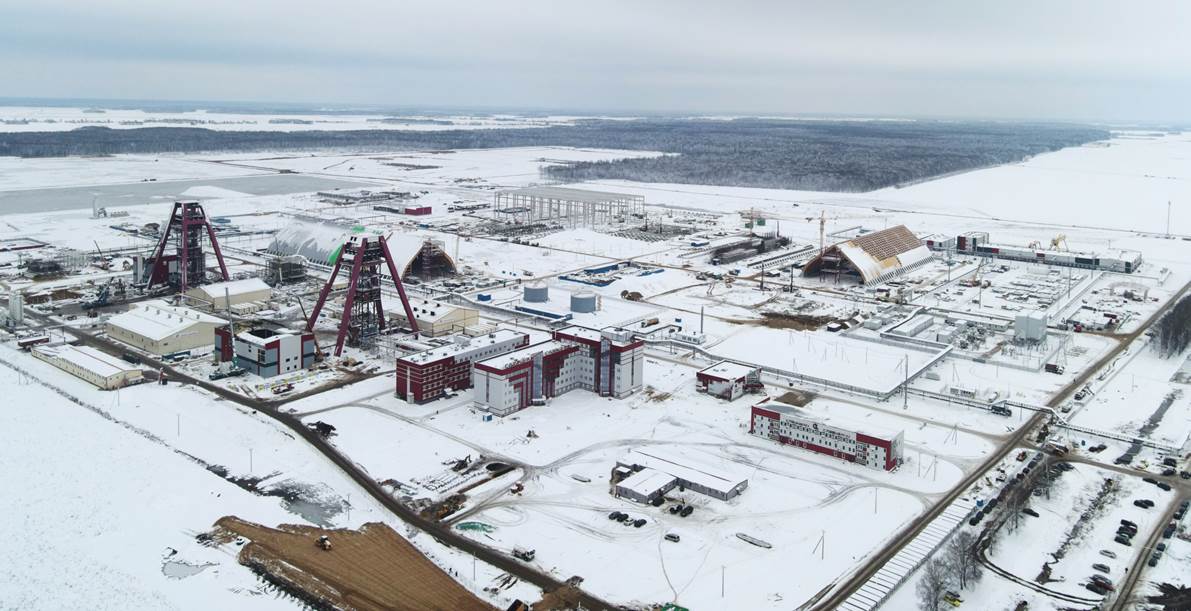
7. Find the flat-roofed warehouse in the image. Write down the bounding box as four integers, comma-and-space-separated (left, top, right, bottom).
492, 186, 644, 228
185, 277, 272, 311
802, 224, 932, 285
105, 300, 227, 355
32, 344, 144, 389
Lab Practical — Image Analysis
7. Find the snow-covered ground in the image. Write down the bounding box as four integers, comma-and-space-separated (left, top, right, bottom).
3, 127, 1190, 609
0, 105, 593, 133
0, 344, 540, 610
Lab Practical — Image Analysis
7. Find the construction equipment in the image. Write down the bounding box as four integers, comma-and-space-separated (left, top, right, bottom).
1050, 234, 1068, 251
316, 535, 332, 551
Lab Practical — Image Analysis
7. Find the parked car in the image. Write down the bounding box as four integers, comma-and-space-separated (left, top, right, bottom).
680, 505, 694, 517
664, 533, 680, 543
1089, 575, 1115, 591
1099, 549, 1117, 559
1157, 482, 1172, 491
1120, 519, 1138, 528
669, 504, 684, 515
1114, 534, 1133, 546
632, 519, 646, 528
1162, 468, 1177, 477
608, 511, 623, 521
1091, 563, 1111, 574
1144, 477, 1158, 485
1022, 508, 1040, 518
1134, 499, 1155, 509
1163, 457, 1177, 467
1181, 471, 1191, 480
1086, 582, 1109, 596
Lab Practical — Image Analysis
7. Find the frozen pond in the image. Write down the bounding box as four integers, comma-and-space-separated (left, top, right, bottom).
0, 173, 375, 214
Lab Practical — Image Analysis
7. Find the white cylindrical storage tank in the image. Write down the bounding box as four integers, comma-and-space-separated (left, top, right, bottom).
571, 291, 598, 313
524, 282, 549, 303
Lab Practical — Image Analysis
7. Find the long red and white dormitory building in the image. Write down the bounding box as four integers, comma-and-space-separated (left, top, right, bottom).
749, 397, 904, 471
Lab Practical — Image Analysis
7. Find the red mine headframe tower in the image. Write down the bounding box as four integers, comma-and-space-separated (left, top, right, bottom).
306, 234, 420, 356
146, 200, 229, 293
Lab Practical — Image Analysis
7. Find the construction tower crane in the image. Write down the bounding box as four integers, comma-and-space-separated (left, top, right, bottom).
806, 210, 830, 254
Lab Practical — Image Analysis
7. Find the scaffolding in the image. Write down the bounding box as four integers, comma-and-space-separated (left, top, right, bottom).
492, 186, 644, 228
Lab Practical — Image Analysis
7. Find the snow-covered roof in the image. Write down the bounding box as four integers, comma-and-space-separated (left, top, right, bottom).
616, 467, 677, 497
698, 360, 759, 382
35, 344, 139, 378
107, 300, 226, 341
235, 328, 300, 347
406, 298, 464, 323
620, 448, 747, 496
186, 278, 271, 300
757, 401, 902, 441
476, 340, 572, 371
399, 329, 526, 365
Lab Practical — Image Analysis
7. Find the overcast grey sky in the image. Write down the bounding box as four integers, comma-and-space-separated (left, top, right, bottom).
1, 0, 1188, 122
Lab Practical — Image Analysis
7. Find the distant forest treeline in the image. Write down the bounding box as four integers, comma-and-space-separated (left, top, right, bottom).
0, 119, 1108, 192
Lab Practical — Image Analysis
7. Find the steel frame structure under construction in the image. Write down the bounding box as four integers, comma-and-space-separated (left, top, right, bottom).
492, 186, 644, 228
146, 200, 229, 293
306, 234, 420, 356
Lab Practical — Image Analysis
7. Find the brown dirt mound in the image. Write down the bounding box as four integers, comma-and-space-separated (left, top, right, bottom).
216, 516, 492, 611
775, 390, 816, 407
758, 312, 833, 330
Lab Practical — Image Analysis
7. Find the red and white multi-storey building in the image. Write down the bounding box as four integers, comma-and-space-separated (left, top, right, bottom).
395, 329, 529, 403
472, 326, 645, 416
749, 398, 903, 471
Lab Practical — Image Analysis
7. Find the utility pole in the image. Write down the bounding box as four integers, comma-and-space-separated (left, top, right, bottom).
903, 355, 909, 409
1167, 200, 1172, 238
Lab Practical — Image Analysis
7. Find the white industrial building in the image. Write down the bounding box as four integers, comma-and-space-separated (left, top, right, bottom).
185, 277, 272, 312
612, 448, 748, 504
1014, 311, 1049, 342
32, 344, 144, 389
216, 327, 316, 378
695, 361, 763, 401
105, 300, 227, 355
390, 298, 479, 337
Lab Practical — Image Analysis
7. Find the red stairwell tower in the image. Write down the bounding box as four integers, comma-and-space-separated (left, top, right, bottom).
145, 200, 230, 293
305, 234, 420, 356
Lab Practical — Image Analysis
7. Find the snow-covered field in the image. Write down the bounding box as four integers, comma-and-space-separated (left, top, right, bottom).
0, 105, 591, 133
0, 345, 540, 610
3, 127, 1190, 609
